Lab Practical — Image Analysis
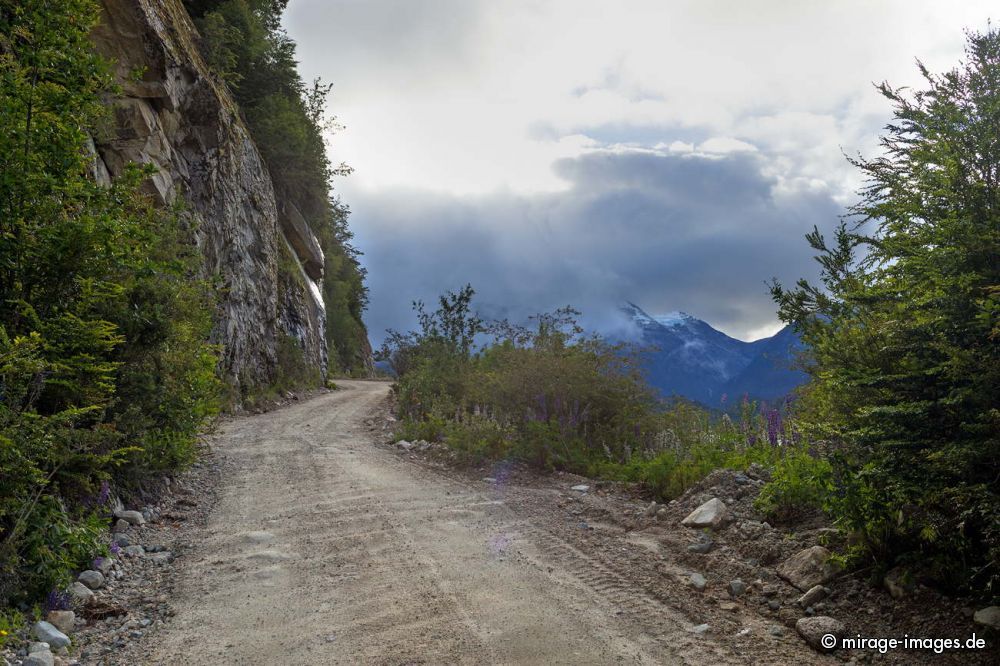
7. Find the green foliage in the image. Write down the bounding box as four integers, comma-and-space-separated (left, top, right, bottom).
754, 447, 834, 523
771, 29, 1000, 598
183, 0, 370, 375
0, 0, 222, 606
382, 288, 797, 498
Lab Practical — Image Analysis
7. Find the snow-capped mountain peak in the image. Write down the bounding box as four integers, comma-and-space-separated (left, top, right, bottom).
653, 311, 692, 327
617, 302, 806, 405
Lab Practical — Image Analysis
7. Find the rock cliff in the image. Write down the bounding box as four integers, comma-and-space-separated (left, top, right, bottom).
90, 0, 339, 393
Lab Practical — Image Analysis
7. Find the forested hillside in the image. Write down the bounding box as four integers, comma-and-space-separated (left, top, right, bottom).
0, 0, 368, 617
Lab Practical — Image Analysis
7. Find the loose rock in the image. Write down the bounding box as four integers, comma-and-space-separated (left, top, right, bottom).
689, 573, 707, 591
46, 611, 75, 634
777, 546, 840, 591
33, 622, 70, 649
123, 545, 145, 557
795, 616, 845, 652
78, 570, 105, 590
114, 510, 145, 526
570, 485, 590, 492
797, 585, 829, 608
145, 551, 174, 565
727, 579, 746, 598
883, 566, 916, 599
681, 498, 728, 529
112, 519, 130, 533
973, 606, 1000, 630
688, 623, 710, 634
68, 582, 94, 604
23, 650, 54, 666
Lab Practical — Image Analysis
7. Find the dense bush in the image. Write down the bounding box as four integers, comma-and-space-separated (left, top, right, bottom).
379, 288, 823, 503
0, 0, 221, 606
772, 29, 1000, 598
183, 0, 370, 375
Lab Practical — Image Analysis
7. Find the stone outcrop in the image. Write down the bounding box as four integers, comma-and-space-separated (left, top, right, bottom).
90, 0, 344, 390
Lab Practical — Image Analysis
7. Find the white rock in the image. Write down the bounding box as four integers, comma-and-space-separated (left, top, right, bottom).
973, 606, 1000, 630
777, 546, 841, 591
396, 440, 413, 450
689, 572, 707, 591
29, 642, 50, 653
114, 510, 145, 526
688, 623, 710, 634
681, 498, 728, 529
33, 621, 70, 649
570, 485, 590, 492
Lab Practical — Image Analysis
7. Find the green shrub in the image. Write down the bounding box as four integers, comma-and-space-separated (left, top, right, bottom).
0, 0, 221, 607
771, 28, 1000, 598
754, 448, 834, 523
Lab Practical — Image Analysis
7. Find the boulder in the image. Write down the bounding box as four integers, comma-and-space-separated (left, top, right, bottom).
681, 498, 728, 529
33, 621, 70, 649
973, 606, 1000, 630
795, 616, 844, 652
777, 546, 840, 591
114, 510, 145, 526
77, 570, 105, 590
46, 610, 75, 634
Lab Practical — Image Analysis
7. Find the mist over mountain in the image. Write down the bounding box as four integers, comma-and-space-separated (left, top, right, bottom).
619, 303, 807, 406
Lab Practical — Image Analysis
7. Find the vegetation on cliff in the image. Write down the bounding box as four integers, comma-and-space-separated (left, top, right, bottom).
182, 0, 370, 375
0, 0, 221, 608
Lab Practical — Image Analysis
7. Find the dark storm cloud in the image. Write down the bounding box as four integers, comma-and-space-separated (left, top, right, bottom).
353, 147, 842, 344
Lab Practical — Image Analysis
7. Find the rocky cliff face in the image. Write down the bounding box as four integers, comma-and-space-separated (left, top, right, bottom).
91, 0, 332, 394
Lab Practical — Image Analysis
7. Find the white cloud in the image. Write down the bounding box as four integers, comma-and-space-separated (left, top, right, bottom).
282, 0, 996, 336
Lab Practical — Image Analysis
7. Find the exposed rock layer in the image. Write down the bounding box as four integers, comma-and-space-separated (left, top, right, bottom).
91, 0, 332, 391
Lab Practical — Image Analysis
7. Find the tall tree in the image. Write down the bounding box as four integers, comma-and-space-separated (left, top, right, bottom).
772, 28, 1000, 597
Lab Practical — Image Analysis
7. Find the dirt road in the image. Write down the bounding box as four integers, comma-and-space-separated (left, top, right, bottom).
142, 380, 814, 665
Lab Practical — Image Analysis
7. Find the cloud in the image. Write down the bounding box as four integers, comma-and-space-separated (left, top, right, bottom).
354, 146, 841, 343
281, 0, 995, 342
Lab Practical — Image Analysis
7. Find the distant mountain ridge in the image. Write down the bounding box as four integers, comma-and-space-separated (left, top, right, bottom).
618, 302, 807, 406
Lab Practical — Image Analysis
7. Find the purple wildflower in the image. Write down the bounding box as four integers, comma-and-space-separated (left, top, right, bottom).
766, 409, 782, 446
110, 542, 121, 556
44, 589, 72, 613
97, 480, 110, 505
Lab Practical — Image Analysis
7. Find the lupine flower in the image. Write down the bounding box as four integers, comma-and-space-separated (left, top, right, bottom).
97, 480, 110, 505
110, 542, 121, 556
44, 589, 72, 612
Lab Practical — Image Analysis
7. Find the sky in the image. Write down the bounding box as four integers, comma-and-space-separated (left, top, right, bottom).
283, 0, 995, 343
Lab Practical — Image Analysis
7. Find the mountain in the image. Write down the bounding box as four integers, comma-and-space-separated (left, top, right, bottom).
619, 302, 807, 406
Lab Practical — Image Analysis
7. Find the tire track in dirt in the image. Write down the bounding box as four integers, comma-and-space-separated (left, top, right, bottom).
141, 381, 812, 664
